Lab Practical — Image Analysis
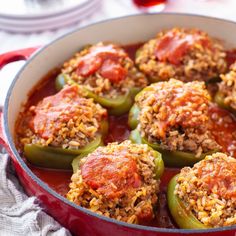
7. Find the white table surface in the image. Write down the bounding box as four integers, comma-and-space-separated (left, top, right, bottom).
0, 0, 236, 106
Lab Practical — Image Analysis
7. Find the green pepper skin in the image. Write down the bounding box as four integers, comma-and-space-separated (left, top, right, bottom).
72, 152, 91, 173
72, 154, 82, 173
129, 128, 142, 144
55, 73, 68, 91
128, 104, 140, 130
105, 92, 134, 116
214, 91, 229, 110
128, 87, 154, 130
24, 135, 103, 169
129, 129, 217, 167
167, 174, 210, 229
152, 149, 164, 179
214, 90, 236, 115
55, 73, 140, 115
129, 127, 164, 178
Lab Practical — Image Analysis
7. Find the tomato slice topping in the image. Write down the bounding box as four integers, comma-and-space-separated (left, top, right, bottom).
76, 44, 128, 82
81, 150, 142, 199
30, 86, 87, 139
155, 30, 210, 65
100, 59, 127, 82
197, 156, 236, 199
76, 56, 102, 77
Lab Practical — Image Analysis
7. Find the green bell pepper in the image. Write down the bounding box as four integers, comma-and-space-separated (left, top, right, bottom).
129, 129, 217, 167
129, 128, 142, 144
152, 149, 164, 179
128, 87, 153, 129
128, 104, 140, 130
55, 73, 140, 115
24, 135, 103, 169
71, 152, 89, 173
214, 90, 236, 115
24, 116, 108, 170
167, 174, 210, 229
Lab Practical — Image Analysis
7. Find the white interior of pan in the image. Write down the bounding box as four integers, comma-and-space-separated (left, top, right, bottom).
5, 13, 236, 139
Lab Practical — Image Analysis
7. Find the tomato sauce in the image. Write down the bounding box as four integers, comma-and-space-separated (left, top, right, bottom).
76, 44, 127, 82
226, 49, 236, 67
29, 165, 72, 197
27, 68, 58, 106
196, 155, 236, 199
123, 43, 143, 61
209, 104, 236, 157
155, 29, 210, 65
81, 149, 142, 199
22, 45, 236, 229
31, 86, 84, 139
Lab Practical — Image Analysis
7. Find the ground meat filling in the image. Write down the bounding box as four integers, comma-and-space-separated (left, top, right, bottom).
136, 28, 226, 82
175, 153, 236, 227
136, 79, 220, 157
67, 141, 160, 224
62, 42, 147, 99
218, 62, 236, 110
18, 85, 107, 149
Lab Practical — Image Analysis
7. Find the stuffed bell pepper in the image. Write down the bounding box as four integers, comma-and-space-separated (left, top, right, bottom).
55, 42, 147, 115
129, 79, 221, 167
168, 152, 236, 229
16, 85, 108, 169
67, 140, 164, 224
135, 27, 226, 83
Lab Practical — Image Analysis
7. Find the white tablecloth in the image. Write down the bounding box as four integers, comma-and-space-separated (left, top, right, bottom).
0, 152, 71, 236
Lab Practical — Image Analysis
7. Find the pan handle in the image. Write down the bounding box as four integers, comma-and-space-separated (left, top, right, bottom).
0, 47, 40, 151
0, 110, 12, 155
0, 47, 40, 70
0, 110, 8, 151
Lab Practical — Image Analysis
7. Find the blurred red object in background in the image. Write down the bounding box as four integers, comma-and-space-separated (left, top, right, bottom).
133, 0, 167, 8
